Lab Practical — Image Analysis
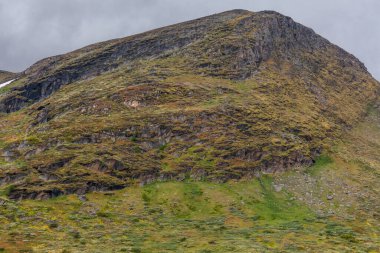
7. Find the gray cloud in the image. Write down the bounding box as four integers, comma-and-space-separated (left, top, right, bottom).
0, 0, 379, 79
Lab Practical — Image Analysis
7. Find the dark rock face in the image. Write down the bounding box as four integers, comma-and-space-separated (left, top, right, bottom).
8, 183, 126, 200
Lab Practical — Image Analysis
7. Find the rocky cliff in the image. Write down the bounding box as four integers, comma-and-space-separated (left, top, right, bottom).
0, 10, 378, 199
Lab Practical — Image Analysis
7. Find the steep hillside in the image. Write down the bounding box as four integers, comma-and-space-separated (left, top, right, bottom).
0, 103, 379, 252
0, 10, 378, 200
0, 71, 17, 84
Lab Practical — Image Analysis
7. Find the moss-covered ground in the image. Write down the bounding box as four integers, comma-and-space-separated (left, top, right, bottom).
0, 163, 378, 253
1, 107, 379, 252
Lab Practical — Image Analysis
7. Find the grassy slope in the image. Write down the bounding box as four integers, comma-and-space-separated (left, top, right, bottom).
0, 105, 378, 252
0, 53, 378, 197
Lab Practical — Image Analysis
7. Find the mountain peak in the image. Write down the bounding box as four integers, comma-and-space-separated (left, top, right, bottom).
0, 9, 370, 113
215, 9, 252, 15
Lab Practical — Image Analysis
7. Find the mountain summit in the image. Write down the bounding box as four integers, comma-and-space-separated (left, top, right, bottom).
0, 10, 378, 199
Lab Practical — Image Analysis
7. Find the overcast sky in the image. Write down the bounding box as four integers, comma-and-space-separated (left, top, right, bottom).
0, 0, 379, 79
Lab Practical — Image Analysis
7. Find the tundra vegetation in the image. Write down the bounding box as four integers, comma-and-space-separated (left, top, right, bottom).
0, 10, 378, 252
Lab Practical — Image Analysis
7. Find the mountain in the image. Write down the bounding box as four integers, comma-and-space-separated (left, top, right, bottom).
0, 70, 17, 84
0, 9, 379, 253
0, 9, 378, 201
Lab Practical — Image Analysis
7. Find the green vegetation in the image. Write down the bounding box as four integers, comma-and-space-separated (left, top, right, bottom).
0, 10, 378, 252
306, 155, 333, 176
1, 105, 379, 251
0, 154, 379, 253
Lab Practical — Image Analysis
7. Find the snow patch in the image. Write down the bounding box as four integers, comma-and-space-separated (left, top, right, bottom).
0, 79, 15, 89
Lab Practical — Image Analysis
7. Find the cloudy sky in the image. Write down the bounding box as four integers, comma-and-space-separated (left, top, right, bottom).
0, 0, 379, 79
